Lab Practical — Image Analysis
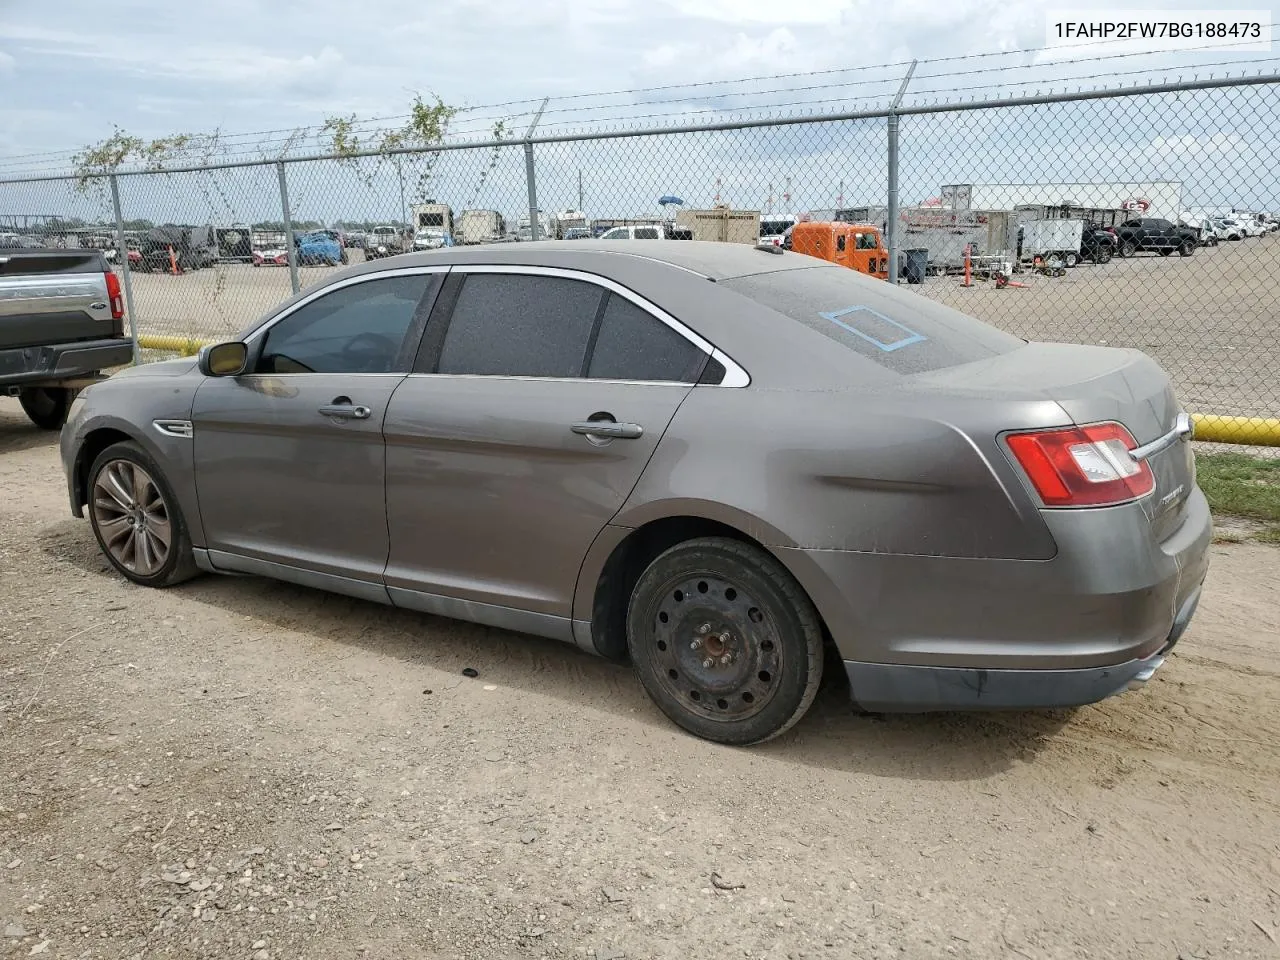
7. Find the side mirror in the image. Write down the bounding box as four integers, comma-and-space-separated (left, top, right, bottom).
199, 341, 249, 377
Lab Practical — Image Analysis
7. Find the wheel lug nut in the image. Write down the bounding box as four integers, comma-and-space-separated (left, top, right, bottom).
690, 638, 702, 650
719, 654, 733, 666
697, 622, 711, 635
702, 658, 715, 669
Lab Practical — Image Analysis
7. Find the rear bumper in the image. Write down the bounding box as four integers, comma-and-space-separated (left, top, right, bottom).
0, 338, 133, 387
775, 486, 1212, 712
843, 582, 1202, 712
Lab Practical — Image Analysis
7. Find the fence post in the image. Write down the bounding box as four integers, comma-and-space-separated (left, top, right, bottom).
277, 161, 300, 295
108, 174, 141, 364
885, 60, 917, 285
523, 98, 550, 241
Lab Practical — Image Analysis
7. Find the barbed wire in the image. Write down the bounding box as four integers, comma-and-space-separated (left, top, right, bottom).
0, 37, 1276, 176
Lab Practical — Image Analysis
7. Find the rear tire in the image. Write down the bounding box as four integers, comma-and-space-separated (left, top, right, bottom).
625, 537, 824, 746
1179, 241, 1194, 257
18, 386, 72, 430
1095, 246, 1114, 265
87, 441, 199, 588
1063, 251, 1079, 268
1119, 240, 1137, 258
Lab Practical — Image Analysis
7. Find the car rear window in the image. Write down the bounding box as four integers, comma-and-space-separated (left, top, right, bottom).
722, 266, 1025, 374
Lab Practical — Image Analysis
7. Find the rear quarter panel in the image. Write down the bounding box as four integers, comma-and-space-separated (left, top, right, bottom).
615, 385, 1065, 560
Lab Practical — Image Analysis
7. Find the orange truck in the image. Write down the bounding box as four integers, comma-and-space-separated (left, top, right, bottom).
788, 221, 888, 279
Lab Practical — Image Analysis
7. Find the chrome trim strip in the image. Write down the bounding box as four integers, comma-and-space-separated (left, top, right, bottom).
1130, 411, 1193, 462
448, 263, 751, 387
152, 419, 194, 438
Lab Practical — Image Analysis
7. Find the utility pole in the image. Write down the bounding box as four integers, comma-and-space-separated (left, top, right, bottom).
523, 98, 549, 241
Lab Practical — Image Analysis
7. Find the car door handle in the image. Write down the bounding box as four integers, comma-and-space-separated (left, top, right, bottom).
571, 421, 644, 439
318, 403, 372, 420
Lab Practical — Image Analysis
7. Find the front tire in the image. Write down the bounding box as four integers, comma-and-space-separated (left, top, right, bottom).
1063, 251, 1079, 268
18, 386, 72, 430
1119, 240, 1137, 258
1179, 241, 1194, 257
1095, 245, 1114, 265
87, 441, 199, 588
625, 537, 824, 745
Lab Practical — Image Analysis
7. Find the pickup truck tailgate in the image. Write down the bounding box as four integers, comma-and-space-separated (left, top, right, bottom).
0, 251, 117, 348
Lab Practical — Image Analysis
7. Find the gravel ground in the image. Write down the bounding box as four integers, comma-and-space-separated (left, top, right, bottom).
2, 400, 1280, 960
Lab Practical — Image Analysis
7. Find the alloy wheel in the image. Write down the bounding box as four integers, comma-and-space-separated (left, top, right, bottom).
91, 459, 172, 576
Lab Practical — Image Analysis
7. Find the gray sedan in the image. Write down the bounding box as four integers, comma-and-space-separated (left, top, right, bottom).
60, 241, 1210, 745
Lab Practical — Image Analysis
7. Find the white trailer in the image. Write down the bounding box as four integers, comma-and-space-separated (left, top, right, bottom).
1019, 219, 1085, 265
411, 202, 454, 236
458, 209, 505, 245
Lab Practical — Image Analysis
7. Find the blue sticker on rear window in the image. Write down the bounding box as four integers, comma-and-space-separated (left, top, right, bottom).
819, 306, 928, 353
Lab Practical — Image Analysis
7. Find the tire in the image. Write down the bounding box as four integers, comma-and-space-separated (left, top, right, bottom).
87, 441, 199, 588
18, 386, 72, 430
1179, 241, 1194, 257
1119, 240, 1137, 258
1063, 251, 1079, 268
625, 537, 823, 745
1095, 245, 1114, 265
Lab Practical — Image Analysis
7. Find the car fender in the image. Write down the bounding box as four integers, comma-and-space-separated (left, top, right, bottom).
66, 379, 204, 546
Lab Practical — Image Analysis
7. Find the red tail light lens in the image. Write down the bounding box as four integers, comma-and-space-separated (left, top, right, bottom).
1005, 422, 1154, 507
104, 270, 124, 319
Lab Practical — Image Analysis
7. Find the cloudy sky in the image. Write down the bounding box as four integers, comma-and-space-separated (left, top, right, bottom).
1, 0, 1276, 223
3, 0, 1277, 161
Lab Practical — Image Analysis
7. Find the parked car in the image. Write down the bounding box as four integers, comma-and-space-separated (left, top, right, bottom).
365, 226, 408, 259
1211, 218, 1245, 241
59, 241, 1210, 746
296, 231, 345, 266
599, 224, 667, 240
563, 226, 593, 240
1, 247, 133, 429
1080, 222, 1117, 263
1114, 218, 1198, 258
412, 227, 450, 250
252, 247, 290, 267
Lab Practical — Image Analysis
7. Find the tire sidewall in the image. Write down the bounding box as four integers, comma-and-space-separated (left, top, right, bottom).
18, 386, 72, 430
626, 539, 821, 745
87, 441, 192, 587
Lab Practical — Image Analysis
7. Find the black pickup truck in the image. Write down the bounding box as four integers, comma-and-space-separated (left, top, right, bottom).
1, 249, 134, 429
1114, 218, 1199, 258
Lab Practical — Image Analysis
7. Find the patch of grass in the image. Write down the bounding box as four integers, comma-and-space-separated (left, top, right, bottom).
1196, 453, 1280, 522
1196, 453, 1280, 545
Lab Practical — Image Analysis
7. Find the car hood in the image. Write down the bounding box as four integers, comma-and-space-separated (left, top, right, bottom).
108, 356, 199, 379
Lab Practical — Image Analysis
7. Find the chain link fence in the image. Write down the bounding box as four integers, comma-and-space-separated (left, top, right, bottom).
2, 74, 1277, 442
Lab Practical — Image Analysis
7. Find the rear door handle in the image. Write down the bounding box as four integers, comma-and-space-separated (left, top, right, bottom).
571, 421, 644, 440
318, 404, 371, 420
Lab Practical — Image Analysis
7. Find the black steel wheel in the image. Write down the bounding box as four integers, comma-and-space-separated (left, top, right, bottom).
18, 387, 72, 430
626, 537, 823, 745
87, 441, 199, 587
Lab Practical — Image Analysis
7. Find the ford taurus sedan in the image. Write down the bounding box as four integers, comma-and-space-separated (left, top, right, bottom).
60, 241, 1210, 745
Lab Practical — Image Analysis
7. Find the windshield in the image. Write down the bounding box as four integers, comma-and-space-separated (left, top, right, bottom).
722, 266, 1024, 374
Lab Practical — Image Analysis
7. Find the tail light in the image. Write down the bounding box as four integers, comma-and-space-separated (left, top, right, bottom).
104, 270, 124, 319
1005, 422, 1154, 507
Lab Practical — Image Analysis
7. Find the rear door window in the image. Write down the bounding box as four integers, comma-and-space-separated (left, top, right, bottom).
435, 273, 605, 377
722, 266, 1024, 375
587, 294, 706, 382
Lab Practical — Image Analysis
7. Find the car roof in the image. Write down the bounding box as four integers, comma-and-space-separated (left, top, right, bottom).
364, 240, 817, 281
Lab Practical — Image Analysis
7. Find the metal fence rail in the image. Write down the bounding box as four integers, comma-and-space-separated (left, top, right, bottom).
3, 73, 1278, 443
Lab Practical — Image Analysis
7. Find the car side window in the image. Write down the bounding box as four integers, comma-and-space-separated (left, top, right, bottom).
587, 293, 707, 383
435, 273, 605, 377
635, 227, 660, 239
256, 274, 433, 375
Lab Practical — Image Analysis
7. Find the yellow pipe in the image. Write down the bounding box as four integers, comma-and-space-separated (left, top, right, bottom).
137, 334, 212, 356
1192, 413, 1280, 447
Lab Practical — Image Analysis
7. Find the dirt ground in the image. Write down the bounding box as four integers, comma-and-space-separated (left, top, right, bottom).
123, 234, 1280, 419
1, 399, 1279, 960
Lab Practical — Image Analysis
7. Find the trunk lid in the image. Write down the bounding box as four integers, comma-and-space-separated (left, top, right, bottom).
911, 342, 1196, 538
